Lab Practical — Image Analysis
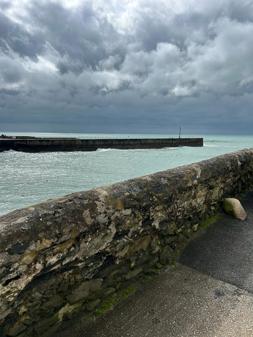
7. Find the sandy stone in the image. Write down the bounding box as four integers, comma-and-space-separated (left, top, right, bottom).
223, 198, 247, 221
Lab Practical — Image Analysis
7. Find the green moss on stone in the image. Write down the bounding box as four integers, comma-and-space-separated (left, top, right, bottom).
165, 213, 222, 265
95, 285, 136, 317
200, 213, 221, 229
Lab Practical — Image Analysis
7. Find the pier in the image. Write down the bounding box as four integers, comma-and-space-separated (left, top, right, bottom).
0, 136, 203, 152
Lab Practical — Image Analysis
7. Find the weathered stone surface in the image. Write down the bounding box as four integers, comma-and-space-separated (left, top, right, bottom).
223, 198, 247, 221
67, 279, 102, 304
0, 149, 253, 336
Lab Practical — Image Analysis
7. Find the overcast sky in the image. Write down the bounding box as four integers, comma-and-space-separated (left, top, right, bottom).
0, 0, 253, 134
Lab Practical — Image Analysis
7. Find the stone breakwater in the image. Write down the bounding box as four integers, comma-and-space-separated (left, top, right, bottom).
0, 137, 203, 152
1, 149, 253, 337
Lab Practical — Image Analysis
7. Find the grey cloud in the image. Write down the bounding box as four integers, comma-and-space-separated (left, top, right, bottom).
0, 0, 253, 134
0, 88, 20, 95
26, 1, 125, 74
0, 0, 12, 10
0, 57, 23, 83
0, 12, 44, 59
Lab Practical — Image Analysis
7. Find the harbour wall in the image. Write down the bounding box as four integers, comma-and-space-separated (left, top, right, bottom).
1, 149, 253, 336
0, 137, 203, 152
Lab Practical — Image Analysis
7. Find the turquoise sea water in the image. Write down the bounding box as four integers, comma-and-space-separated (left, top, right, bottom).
1, 132, 253, 215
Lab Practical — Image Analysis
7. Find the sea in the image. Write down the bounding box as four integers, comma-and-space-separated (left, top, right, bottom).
1, 132, 253, 216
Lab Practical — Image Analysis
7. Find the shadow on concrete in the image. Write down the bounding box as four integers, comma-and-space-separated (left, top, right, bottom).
180, 192, 253, 294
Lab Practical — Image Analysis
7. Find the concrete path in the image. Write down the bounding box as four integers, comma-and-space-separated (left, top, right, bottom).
57, 193, 253, 337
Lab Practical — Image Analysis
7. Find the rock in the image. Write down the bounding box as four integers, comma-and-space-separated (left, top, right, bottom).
67, 279, 102, 304
125, 267, 142, 280
86, 299, 101, 311
6, 321, 26, 336
223, 198, 247, 221
159, 246, 174, 265
192, 224, 199, 232
57, 303, 81, 321
42, 294, 64, 313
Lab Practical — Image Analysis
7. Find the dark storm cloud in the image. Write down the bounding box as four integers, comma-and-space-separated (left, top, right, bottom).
1, 0, 253, 133
26, 1, 126, 74
0, 12, 44, 59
